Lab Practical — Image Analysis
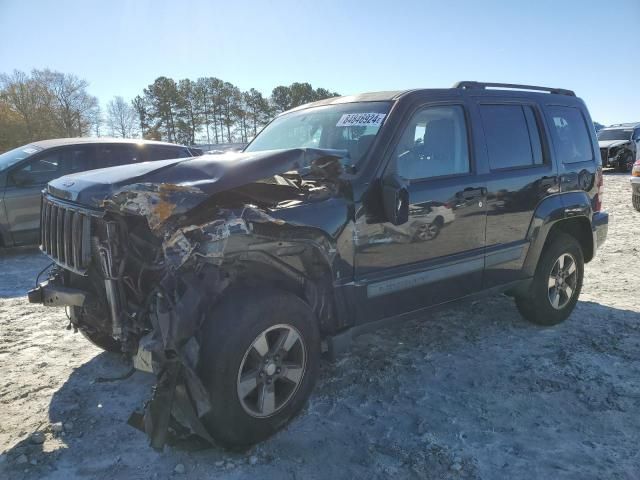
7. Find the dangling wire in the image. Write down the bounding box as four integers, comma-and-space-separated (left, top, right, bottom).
35, 262, 54, 287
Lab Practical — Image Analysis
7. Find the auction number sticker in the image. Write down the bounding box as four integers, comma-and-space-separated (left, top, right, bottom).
336, 113, 386, 127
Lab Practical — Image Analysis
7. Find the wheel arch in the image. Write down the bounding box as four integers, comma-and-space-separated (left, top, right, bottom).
522, 192, 595, 277
222, 243, 343, 336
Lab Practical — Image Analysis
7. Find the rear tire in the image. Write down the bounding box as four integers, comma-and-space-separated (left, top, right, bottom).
198, 287, 320, 447
633, 193, 640, 212
515, 233, 584, 326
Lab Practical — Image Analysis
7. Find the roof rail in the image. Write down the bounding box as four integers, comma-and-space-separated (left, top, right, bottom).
453, 81, 576, 97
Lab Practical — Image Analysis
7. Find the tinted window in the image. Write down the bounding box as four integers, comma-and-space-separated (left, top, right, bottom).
597, 129, 632, 141
393, 105, 470, 180
9, 150, 66, 186
546, 106, 594, 163
97, 144, 140, 167
148, 146, 192, 161
66, 146, 96, 172
479, 104, 544, 170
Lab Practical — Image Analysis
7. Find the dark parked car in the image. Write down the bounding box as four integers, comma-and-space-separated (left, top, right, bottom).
0, 138, 200, 247
597, 123, 640, 172
29, 82, 608, 449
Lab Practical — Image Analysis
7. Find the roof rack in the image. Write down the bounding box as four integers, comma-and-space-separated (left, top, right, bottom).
453, 81, 576, 97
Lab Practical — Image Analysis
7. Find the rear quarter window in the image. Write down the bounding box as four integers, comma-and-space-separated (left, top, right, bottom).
148, 146, 192, 161
546, 106, 594, 164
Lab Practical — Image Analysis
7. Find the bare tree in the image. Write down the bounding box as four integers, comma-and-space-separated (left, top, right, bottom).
106, 96, 138, 138
33, 69, 98, 136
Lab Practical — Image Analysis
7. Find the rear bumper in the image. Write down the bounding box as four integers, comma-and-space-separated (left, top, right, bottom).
592, 211, 609, 252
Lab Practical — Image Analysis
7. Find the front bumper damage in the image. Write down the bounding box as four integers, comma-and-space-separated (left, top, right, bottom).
29, 149, 346, 449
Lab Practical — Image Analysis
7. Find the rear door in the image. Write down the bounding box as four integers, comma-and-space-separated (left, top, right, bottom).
471, 99, 557, 288
355, 100, 487, 322
3, 145, 95, 244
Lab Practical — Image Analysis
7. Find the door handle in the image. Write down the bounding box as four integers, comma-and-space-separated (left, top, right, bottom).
457, 187, 486, 200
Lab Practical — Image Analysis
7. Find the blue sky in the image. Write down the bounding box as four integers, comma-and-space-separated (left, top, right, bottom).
1, 0, 638, 125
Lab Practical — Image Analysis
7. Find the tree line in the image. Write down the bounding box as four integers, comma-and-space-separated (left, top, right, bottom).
0, 69, 339, 152
130, 77, 339, 145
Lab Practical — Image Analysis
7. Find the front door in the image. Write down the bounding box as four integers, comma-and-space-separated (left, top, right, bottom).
355, 103, 487, 322
3, 145, 95, 245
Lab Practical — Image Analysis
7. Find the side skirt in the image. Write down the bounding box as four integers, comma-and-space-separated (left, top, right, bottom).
325, 278, 532, 360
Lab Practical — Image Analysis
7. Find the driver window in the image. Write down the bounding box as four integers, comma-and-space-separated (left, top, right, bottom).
393, 105, 470, 180
9, 151, 65, 186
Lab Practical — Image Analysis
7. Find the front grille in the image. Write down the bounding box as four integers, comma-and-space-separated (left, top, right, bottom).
600, 148, 608, 165
40, 195, 95, 275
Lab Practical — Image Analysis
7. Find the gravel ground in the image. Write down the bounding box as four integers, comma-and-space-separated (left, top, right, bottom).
0, 172, 639, 480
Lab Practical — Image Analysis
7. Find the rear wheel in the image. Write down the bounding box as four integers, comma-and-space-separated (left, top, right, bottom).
198, 288, 320, 447
633, 193, 640, 212
515, 233, 584, 326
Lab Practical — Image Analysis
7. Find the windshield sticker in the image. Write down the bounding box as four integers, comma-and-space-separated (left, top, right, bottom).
22, 147, 38, 155
336, 113, 386, 127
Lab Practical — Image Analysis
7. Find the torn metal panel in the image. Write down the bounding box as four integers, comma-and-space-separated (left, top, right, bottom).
135, 266, 229, 448
103, 183, 208, 232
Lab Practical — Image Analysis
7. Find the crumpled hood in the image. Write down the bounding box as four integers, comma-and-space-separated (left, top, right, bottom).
598, 139, 630, 149
47, 148, 347, 207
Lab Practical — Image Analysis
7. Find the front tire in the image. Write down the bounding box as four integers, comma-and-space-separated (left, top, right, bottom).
71, 306, 122, 352
515, 233, 584, 326
616, 153, 633, 173
198, 288, 320, 447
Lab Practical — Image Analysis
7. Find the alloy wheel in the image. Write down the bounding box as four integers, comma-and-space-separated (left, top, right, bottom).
236, 324, 307, 418
547, 253, 578, 310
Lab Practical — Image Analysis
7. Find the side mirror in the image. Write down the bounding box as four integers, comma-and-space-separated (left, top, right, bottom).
382, 173, 409, 225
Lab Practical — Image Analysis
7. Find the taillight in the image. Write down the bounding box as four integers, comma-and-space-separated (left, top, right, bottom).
632, 159, 640, 177
594, 167, 604, 212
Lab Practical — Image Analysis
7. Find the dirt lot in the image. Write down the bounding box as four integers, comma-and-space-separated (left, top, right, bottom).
1, 172, 639, 480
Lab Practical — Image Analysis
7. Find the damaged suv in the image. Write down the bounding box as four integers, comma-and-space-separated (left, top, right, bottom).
29, 81, 608, 449
597, 123, 640, 172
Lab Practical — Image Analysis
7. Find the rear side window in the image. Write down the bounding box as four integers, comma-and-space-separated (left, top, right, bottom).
97, 144, 140, 168
148, 146, 192, 161
479, 104, 544, 170
546, 106, 594, 164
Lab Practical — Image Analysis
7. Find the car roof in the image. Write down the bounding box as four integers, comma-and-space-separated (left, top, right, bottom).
28, 137, 190, 150
284, 82, 579, 115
